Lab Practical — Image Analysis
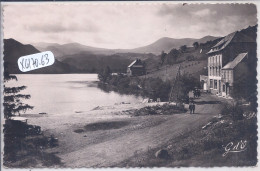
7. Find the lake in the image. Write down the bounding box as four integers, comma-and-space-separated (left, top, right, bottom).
6, 74, 143, 116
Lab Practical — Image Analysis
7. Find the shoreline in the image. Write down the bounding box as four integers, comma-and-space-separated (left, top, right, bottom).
22, 93, 225, 167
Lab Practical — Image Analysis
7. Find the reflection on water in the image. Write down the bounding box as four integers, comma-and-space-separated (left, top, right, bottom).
6, 74, 143, 115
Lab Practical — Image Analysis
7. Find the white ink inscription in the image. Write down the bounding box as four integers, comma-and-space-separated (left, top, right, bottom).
222, 140, 247, 157
18, 51, 55, 72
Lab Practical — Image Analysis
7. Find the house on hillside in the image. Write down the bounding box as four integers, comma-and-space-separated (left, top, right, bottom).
200, 26, 256, 97
127, 59, 145, 76
221, 53, 249, 97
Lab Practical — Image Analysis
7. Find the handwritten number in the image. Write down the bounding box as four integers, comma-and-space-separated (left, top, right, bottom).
20, 59, 25, 70
45, 54, 49, 64
41, 55, 45, 65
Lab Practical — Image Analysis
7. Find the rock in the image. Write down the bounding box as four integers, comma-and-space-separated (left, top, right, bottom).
217, 114, 223, 119
167, 145, 173, 149
202, 122, 212, 130
83, 135, 87, 137
155, 149, 170, 159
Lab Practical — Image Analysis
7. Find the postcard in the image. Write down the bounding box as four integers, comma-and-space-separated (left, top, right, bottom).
1, 1, 259, 169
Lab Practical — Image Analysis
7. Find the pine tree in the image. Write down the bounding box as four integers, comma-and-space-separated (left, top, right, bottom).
3, 63, 33, 119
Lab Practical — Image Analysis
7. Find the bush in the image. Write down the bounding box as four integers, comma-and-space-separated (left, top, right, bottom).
133, 104, 187, 116
221, 103, 244, 120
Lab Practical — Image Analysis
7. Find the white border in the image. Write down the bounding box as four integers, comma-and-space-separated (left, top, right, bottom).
0, 1, 259, 171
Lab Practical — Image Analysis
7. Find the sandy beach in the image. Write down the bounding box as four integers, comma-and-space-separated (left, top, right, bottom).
24, 93, 224, 167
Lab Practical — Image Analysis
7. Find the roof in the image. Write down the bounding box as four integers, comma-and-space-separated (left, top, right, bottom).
222, 53, 248, 70
128, 59, 144, 68
128, 60, 137, 68
207, 32, 236, 54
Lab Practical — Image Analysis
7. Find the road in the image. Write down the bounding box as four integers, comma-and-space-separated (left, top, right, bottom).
51, 93, 225, 167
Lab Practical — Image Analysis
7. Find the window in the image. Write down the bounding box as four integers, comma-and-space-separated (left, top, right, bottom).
214, 80, 217, 89
210, 79, 213, 88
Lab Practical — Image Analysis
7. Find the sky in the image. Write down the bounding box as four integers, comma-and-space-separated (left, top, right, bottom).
3, 3, 257, 49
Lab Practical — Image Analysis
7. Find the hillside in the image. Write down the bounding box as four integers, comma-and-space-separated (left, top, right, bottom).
143, 38, 221, 81
3, 39, 81, 74
60, 52, 157, 73
143, 25, 256, 82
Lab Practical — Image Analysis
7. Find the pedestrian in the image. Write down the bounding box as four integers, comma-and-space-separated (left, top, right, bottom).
189, 102, 193, 114
192, 102, 196, 114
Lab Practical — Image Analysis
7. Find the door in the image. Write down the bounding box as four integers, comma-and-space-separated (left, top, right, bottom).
203, 82, 207, 91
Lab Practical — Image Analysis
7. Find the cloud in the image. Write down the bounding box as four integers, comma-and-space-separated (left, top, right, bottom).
26, 21, 99, 33
157, 3, 257, 37
3, 3, 257, 49
192, 9, 216, 17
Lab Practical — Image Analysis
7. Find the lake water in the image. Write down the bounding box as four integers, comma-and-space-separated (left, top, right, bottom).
6, 74, 143, 115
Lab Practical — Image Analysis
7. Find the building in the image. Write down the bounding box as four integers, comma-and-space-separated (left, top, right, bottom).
221, 53, 248, 97
127, 59, 145, 76
202, 26, 256, 97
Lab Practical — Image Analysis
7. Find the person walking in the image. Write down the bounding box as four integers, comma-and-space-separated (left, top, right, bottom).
189, 102, 193, 114
192, 102, 196, 114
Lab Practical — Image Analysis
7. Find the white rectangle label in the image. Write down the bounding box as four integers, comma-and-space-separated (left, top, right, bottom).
17, 51, 55, 72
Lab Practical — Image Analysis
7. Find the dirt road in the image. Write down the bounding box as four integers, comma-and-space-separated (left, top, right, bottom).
28, 93, 225, 167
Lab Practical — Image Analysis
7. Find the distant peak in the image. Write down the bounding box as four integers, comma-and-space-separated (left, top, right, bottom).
4, 38, 23, 45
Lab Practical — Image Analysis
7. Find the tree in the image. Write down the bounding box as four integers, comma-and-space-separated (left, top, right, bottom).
180, 45, 187, 53
167, 49, 180, 65
98, 66, 112, 83
186, 55, 194, 61
160, 51, 167, 65
3, 63, 33, 119
193, 42, 199, 49
169, 73, 200, 103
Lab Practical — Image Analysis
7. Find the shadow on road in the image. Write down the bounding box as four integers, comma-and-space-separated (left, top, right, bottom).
195, 101, 222, 105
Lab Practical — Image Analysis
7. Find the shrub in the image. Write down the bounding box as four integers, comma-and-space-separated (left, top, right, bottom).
221, 103, 244, 120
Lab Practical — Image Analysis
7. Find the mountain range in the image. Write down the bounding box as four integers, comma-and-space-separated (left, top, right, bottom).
33, 35, 218, 58
4, 35, 219, 74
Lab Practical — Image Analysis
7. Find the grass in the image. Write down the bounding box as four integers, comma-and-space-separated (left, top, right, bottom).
3, 120, 62, 168
118, 104, 257, 167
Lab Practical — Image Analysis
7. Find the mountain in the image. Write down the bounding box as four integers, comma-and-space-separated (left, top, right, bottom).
33, 42, 61, 50
4, 39, 81, 74
33, 35, 219, 58
33, 42, 118, 58
130, 36, 219, 54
